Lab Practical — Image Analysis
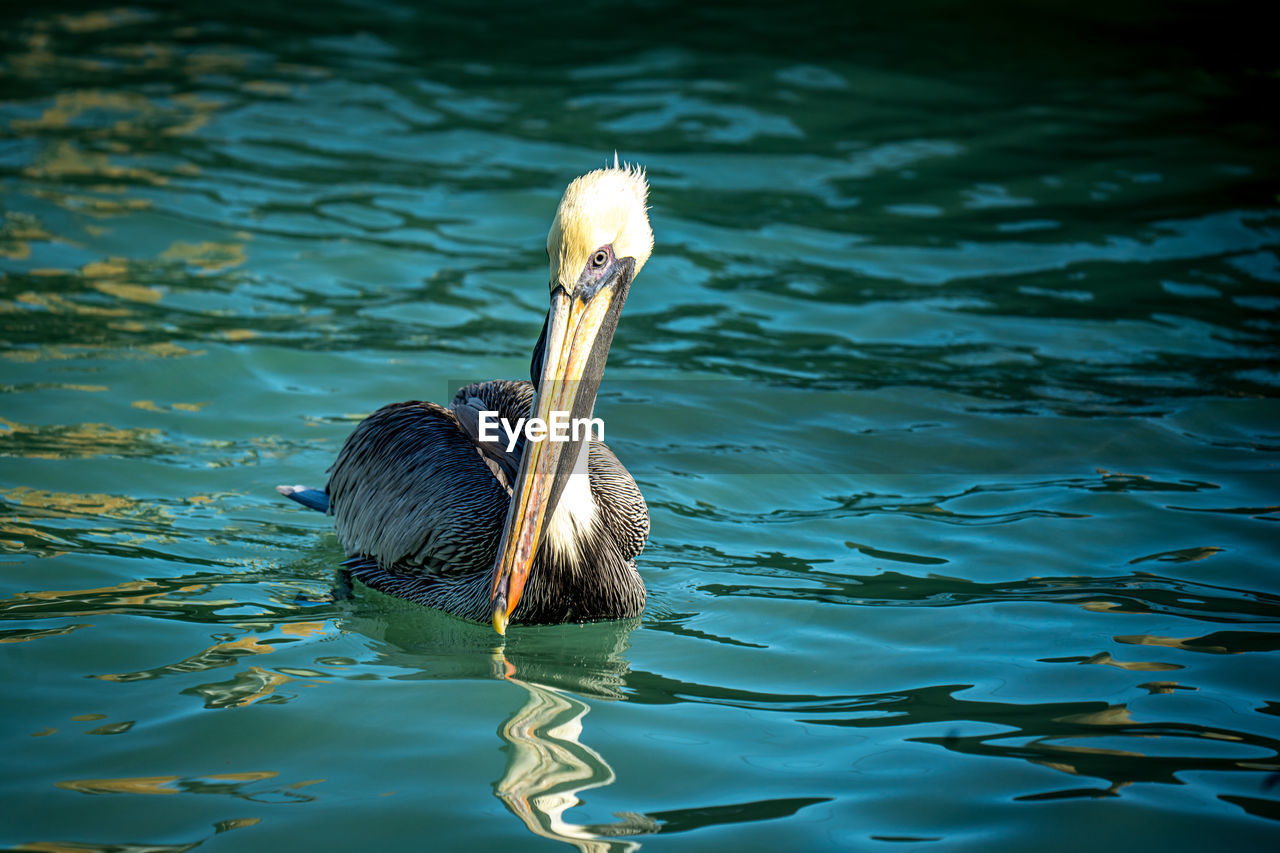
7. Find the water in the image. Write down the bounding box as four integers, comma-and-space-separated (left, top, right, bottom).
2, 1, 1278, 850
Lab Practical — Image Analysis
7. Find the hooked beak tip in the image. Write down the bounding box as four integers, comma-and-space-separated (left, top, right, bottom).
492, 604, 509, 636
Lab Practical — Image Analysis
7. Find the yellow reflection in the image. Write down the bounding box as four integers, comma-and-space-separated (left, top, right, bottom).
9, 290, 129, 317
23, 140, 167, 185
6, 30, 110, 79
183, 51, 252, 76
92, 281, 163, 304
1026, 758, 1133, 796
1201, 731, 1244, 742
0, 212, 53, 259
1, 486, 158, 518
0, 487, 178, 555
1138, 681, 1195, 694
1129, 546, 1223, 564
0, 342, 207, 363
0, 624, 89, 644
55, 770, 282, 797
82, 259, 129, 277
1055, 705, 1134, 726
215, 637, 277, 654
159, 240, 247, 271
0, 578, 200, 616
187, 665, 293, 708
1030, 741, 1143, 763
241, 80, 293, 97
28, 188, 153, 218
11, 90, 151, 132
1079, 601, 1121, 612
284, 778, 325, 790
1115, 633, 1232, 654
55, 8, 157, 34
1078, 652, 1181, 671
18, 843, 189, 853
8, 77, 219, 179
164, 94, 225, 138
56, 775, 181, 795
131, 399, 208, 413
280, 621, 327, 638
0, 419, 164, 459
203, 772, 279, 783
0, 384, 109, 393
143, 342, 206, 358
94, 635, 277, 682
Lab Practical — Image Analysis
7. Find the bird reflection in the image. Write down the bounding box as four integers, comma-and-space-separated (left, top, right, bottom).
495, 669, 653, 852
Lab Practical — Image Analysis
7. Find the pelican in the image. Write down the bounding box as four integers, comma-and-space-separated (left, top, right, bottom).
278, 164, 652, 635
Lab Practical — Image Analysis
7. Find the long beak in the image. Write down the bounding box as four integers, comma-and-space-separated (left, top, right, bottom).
489, 259, 634, 634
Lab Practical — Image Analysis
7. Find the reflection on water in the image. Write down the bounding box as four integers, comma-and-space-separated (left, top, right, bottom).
810, 685, 1280, 793
492, 669, 833, 850
344, 595, 649, 849
497, 676, 646, 852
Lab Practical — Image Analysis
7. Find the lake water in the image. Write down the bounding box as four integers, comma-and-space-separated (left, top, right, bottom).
2, 2, 1278, 850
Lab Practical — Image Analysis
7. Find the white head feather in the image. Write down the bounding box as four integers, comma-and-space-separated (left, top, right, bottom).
547, 164, 653, 291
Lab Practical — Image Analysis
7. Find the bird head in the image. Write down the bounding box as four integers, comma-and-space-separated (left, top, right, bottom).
547, 163, 653, 292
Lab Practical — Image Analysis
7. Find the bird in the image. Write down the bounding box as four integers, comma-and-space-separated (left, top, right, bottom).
278, 164, 653, 635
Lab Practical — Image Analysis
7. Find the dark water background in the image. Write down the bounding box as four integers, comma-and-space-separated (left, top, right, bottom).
2, 1, 1278, 850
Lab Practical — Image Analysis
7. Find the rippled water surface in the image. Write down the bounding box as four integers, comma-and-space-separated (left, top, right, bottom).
3, 2, 1279, 850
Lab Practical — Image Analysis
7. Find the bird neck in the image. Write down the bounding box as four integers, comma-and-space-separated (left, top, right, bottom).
543, 440, 595, 555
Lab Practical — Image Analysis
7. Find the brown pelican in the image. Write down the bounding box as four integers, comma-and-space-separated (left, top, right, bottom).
278, 164, 652, 635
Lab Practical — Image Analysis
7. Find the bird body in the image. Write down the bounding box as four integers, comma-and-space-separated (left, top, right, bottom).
280, 165, 653, 633
322, 380, 647, 624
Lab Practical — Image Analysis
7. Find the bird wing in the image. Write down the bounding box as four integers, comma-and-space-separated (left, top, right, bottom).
588, 441, 649, 562
325, 400, 509, 576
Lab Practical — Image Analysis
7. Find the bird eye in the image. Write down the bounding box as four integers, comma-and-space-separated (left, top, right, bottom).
591, 249, 609, 269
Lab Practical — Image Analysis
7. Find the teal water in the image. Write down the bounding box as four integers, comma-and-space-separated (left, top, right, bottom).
2, 2, 1278, 850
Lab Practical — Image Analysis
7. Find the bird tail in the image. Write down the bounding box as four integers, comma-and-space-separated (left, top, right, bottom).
276, 484, 330, 513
